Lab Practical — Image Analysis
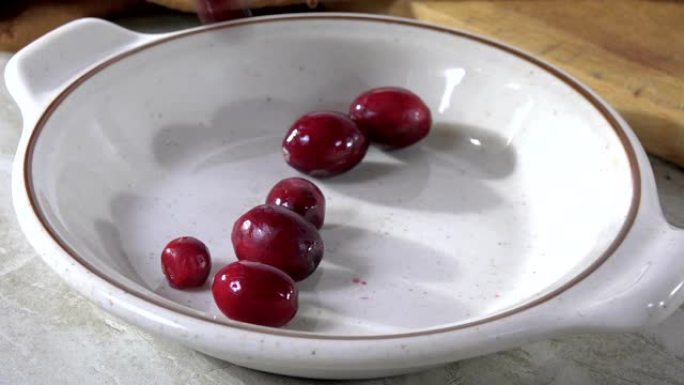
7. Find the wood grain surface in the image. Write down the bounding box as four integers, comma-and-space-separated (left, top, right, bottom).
0, 0, 144, 52
148, 0, 317, 13
3, 0, 682, 165
0, 0, 316, 52
330, 0, 684, 167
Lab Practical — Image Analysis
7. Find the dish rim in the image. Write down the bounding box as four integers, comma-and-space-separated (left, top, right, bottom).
21, 14, 642, 340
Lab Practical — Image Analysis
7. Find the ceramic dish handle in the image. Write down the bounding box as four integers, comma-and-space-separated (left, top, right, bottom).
5, 18, 154, 121
565, 205, 684, 331
622, 220, 684, 327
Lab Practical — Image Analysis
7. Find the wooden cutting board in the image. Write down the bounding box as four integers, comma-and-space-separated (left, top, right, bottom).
329, 0, 684, 167
4, 0, 682, 165
0, 0, 318, 52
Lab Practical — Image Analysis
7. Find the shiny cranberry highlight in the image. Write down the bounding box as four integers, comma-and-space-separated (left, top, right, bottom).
232, 204, 324, 281
282, 111, 369, 177
161, 237, 211, 289
349, 87, 432, 148
266, 177, 326, 229
212, 261, 298, 327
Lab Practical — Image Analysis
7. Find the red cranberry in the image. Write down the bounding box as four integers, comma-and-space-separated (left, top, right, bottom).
161, 237, 211, 289
282, 111, 369, 177
232, 204, 324, 281
349, 87, 432, 148
266, 177, 325, 229
212, 261, 298, 327
196, 0, 251, 23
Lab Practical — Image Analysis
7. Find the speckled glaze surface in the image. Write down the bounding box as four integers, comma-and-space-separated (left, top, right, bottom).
5, 15, 684, 379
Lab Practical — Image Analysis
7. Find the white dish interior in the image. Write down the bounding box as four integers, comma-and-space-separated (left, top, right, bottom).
28, 18, 634, 336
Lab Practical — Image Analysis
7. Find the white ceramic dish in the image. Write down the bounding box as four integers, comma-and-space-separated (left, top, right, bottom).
6, 14, 684, 379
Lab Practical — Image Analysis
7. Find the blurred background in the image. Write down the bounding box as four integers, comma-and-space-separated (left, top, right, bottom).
1, 0, 682, 167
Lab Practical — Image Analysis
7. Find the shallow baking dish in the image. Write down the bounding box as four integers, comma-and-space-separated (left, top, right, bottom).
7, 14, 684, 379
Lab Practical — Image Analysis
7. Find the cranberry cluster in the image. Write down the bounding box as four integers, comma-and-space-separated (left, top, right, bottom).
162, 177, 324, 327
160, 87, 431, 327
283, 87, 432, 177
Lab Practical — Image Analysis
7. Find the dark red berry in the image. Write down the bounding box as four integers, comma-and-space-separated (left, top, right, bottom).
282, 111, 368, 177
266, 177, 325, 229
232, 204, 324, 281
161, 237, 211, 289
212, 261, 298, 327
196, 0, 251, 23
349, 87, 432, 148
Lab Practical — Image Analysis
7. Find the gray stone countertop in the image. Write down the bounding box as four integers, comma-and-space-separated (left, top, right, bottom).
1, 15, 684, 385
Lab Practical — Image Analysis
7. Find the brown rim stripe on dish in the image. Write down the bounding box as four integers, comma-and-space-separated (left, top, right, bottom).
23, 14, 642, 340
